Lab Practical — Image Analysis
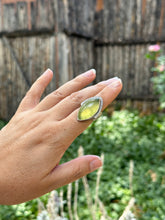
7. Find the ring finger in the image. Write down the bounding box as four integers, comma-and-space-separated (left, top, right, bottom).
61, 77, 122, 142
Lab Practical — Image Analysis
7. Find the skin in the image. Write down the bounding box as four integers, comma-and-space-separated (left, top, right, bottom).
0, 69, 122, 205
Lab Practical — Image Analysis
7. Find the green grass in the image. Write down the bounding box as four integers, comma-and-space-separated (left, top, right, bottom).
0, 110, 165, 219
65, 110, 165, 219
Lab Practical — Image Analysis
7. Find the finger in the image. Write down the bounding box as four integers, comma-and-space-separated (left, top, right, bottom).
17, 69, 53, 112
36, 69, 96, 111
62, 77, 122, 141
45, 155, 102, 190
47, 77, 119, 120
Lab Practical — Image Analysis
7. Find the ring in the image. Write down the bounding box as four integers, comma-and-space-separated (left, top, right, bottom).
77, 96, 103, 122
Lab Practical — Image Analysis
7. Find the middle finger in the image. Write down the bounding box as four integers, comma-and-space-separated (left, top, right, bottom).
48, 77, 119, 121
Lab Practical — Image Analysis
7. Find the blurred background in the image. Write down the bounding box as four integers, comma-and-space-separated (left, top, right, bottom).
0, 1, 165, 220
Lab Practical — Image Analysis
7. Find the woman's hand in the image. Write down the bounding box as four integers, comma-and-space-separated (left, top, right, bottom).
0, 69, 122, 205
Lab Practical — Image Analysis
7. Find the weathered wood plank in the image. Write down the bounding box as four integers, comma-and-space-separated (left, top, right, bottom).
134, 45, 140, 97
136, 0, 142, 39
139, 46, 146, 96
3, 3, 17, 31
55, 0, 69, 32
0, 1, 2, 32
75, 0, 95, 37
16, 2, 28, 30
158, 0, 165, 38
123, 46, 129, 96
107, 0, 114, 42
147, 0, 157, 40
57, 33, 69, 86
117, 0, 126, 42
62, 0, 96, 37
129, 45, 136, 97
94, 8, 104, 41
35, 0, 54, 30
0, 39, 7, 119
108, 45, 114, 78
124, 0, 134, 40
94, 46, 102, 82
102, 46, 107, 80
155, 0, 163, 38
117, 46, 123, 83
102, 0, 108, 41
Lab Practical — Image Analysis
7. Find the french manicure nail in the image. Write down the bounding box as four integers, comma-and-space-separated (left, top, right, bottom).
82, 69, 96, 77
43, 68, 52, 76
100, 77, 120, 85
108, 77, 122, 88
38, 69, 51, 79
91, 69, 96, 75
90, 157, 102, 172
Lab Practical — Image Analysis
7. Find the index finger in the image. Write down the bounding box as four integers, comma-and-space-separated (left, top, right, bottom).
36, 69, 96, 111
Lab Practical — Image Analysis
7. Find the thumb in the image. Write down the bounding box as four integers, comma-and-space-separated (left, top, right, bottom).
46, 155, 102, 190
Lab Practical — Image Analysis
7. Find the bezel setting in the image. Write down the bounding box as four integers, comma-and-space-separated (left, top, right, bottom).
77, 96, 103, 122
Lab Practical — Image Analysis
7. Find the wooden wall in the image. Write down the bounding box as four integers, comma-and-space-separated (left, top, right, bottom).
94, 43, 165, 99
0, 34, 94, 119
94, 0, 165, 43
0, 0, 165, 119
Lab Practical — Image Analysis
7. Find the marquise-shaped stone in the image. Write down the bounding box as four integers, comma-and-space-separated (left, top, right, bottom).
77, 97, 103, 121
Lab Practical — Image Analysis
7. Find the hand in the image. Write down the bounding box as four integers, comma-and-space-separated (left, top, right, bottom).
0, 69, 122, 205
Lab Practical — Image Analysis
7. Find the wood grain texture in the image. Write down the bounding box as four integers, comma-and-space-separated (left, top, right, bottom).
0, 0, 164, 41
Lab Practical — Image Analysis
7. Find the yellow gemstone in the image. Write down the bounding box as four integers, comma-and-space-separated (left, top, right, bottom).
77, 97, 103, 121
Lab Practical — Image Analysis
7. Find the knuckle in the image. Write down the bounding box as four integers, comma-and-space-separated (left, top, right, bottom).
42, 123, 59, 140
74, 75, 83, 84
26, 89, 38, 101
26, 89, 33, 97
70, 92, 83, 103
96, 82, 105, 89
52, 90, 65, 100
72, 164, 83, 180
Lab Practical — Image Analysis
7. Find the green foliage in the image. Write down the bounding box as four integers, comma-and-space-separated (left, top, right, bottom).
0, 120, 7, 130
0, 202, 37, 220
65, 110, 165, 219
0, 110, 165, 219
146, 46, 165, 109
145, 53, 157, 60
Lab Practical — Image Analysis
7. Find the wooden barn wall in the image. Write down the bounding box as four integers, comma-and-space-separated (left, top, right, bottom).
94, 43, 165, 100
94, 0, 165, 43
0, 34, 93, 119
0, 0, 96, 36
0, 0, 165, 119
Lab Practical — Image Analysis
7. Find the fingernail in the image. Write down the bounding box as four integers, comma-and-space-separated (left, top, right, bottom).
90, 157, 102, 172
91, 69, 96, 75
39, 69, 52, 79
43, 68, 52, 75
100, 77, 120, 85
109, 77, 122, 88
82, 69, 96, 78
